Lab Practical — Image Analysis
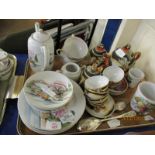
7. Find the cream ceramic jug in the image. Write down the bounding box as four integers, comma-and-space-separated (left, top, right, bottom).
28, 22, 54, 72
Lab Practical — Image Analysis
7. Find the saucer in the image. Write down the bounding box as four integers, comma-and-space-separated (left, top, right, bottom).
86, 95, 115, 118
18, 80, 86, 134
109, 78, 128, 96
23, 71, 73, 110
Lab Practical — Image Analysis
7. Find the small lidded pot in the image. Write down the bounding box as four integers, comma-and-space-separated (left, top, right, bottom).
60, 62, 81, 82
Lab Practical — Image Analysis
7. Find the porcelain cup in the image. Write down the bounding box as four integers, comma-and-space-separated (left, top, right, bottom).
84, 75, 109, 94
84, 90, 108, 101
131, 81, 155, 114
127, 67, 145, 88
56, 35, 88, 62
102, 65, 125, 90
102, 66, 124, 83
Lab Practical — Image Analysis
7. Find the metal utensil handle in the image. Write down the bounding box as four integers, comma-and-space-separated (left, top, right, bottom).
100, 110, 136, 123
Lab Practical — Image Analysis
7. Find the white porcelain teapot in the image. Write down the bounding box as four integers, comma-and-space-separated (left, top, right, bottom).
28, 22, 54, 72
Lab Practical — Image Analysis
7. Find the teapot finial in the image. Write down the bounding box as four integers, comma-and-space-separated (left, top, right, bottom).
35, 22, 40, 32
71, 34, 75, 37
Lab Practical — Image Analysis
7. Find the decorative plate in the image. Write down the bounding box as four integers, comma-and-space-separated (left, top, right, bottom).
18, 80, 86, 134
23, 71, 73, 110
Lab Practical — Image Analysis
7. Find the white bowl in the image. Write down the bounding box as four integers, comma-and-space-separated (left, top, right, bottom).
102, 66, 124, 83
62, 35, 88, 60
85, 75, 109, 91
23, 71, 73, 110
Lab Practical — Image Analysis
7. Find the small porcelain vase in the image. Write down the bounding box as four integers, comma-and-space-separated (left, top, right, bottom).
28, 22, 54, 72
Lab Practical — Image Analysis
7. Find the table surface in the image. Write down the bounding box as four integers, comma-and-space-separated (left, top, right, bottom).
0, 53, 155, 135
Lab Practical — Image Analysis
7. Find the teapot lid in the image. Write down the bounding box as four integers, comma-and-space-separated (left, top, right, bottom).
32, 30, 50, 42
32, 22, 50, 42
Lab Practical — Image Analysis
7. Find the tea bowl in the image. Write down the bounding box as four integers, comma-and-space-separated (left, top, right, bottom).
102, 66, 124, 83
84, 75, 109, 94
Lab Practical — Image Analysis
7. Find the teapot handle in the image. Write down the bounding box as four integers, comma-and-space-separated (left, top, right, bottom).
40, 46, 48, 71
56, 49, 63, 55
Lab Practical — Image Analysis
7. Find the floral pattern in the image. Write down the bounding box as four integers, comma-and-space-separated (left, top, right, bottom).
40, 108, 75, 130
26, 80, 72, 102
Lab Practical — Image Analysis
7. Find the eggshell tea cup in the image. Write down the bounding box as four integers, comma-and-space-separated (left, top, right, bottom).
84, 90, 108, 101
102, 65, 125, 90
102, 66, 124, 83
127, 67, 145, 88
84, 75, 109, 94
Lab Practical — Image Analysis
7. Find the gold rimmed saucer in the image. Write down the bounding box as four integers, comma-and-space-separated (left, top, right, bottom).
86, 95, 115, 118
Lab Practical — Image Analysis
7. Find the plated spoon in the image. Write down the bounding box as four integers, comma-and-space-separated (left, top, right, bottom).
77, 110, 137, 132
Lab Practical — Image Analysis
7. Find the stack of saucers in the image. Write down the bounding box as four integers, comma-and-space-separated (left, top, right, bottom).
0, 49, 13, 81
18, 71, 86, 134
84, 75, 115, 118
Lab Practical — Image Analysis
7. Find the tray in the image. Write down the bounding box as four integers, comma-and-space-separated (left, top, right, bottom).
17, 56, 155, 134
0, 54, 17, 124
